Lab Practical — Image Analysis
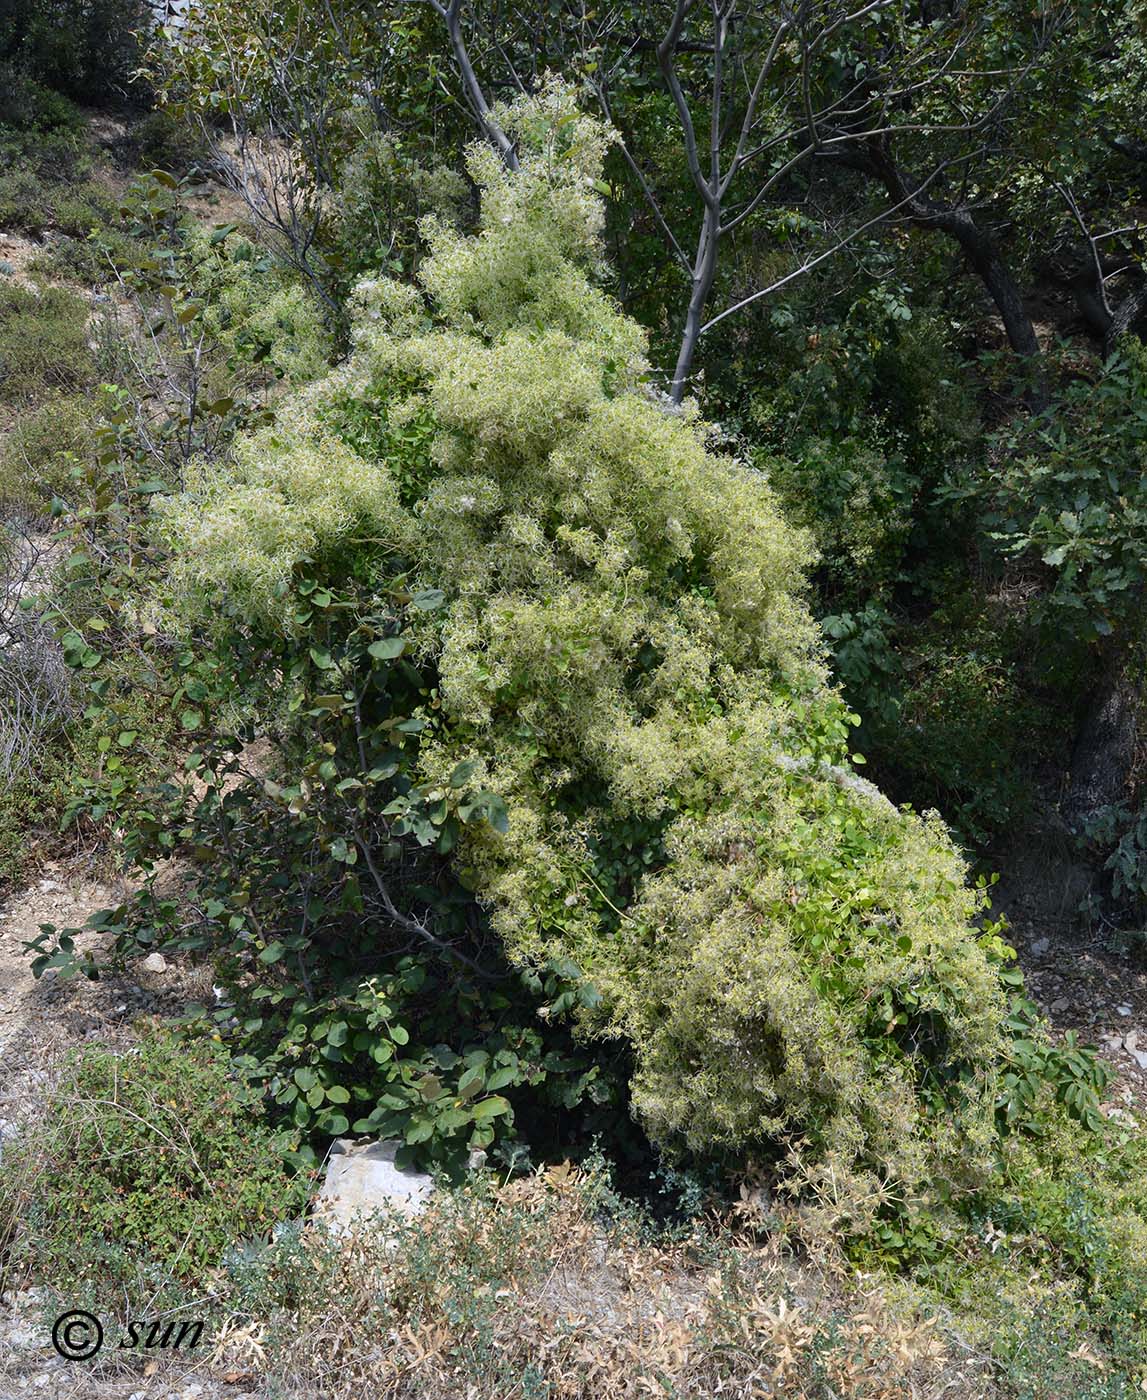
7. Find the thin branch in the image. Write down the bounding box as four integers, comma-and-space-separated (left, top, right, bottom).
700, 157, 960, 334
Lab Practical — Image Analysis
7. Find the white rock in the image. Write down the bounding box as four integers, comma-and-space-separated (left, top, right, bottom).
1125, 1030, 1139, 1052
1117, 1004, 1133, 1017
141, 952, 167, 974
315, 1138, 434, 1231
1130, 1048, 1147, 1071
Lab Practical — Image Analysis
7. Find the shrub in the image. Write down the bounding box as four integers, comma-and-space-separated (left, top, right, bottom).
983, 341, 1147, 647
0, 518, 71, 791
327, 130, 469, 284
0, 165, 51, 235
2, 1029, 313, 1296
129, 107, 208, 176
211, 1165, 974, 1400
821, 602, 902, 731
156, 84, 1016, 1206
760, 435, 915, 604
0, 0, 151, 106
873, 601, 1043, 847
191, 229, 332, 387
0, 392, 92, 508
0, 64, 83, 133
929, 1110, 1147, 1381
1075, 796, 1147, 940
49, 181, 119, 239
0, 168, 112, 239
0, 282, 94, 404
735, 291, 980, 611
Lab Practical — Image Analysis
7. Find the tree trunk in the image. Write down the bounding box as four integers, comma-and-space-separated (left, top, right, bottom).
940, 210, 1041, 360
1104, 282, 1147, 356
670, 206, 720, 404
863, 145, 1045, 401
1063, 650, 1143, 831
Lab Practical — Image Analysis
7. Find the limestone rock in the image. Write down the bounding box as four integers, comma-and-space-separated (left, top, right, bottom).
315, 1138, 433, 1230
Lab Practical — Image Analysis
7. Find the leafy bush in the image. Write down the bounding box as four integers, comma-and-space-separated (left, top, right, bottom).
30, 558, 632, 1173
154, 84, 1018, 1207
0, 392, 92, 508
761, 435, 915, 603
0, 0, 151, 106
2, 1029, 312, 1295
0, 165, 51, 235
733, 290, 980, 611
1077, 799, 1147, 937
0, 64, 83, 133
128, 107, 208, 176
212, 1164, 980, 1400
0, 166, 116, 240
940, 1112, 1147, 1378
191, 228, 331, 388
0, 120, 93, 235
821, 603, 902, 731
50, 180, 119, 239
875, 603, 1041, 847
0, 519, 71, 795
327, 130, 469, 285
984, 341, 1147, 646
0, 283, 94, 404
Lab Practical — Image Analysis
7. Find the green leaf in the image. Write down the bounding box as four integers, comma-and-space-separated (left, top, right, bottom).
330, 837, 357, 864
258, 941, 284, 963
457, 1066, 485, 1099
449, 758, 480, 788
368, 637, 405, 660
470, 1095, 510, 1122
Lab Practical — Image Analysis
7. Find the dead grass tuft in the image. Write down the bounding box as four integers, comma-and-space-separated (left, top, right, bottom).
213, 1165, 991, 1399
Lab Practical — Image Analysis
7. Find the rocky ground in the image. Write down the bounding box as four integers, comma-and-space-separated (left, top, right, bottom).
997, 824, 1147, 1119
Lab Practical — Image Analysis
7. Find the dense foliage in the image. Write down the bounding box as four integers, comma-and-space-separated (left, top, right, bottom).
2, 1029, 313, 1291
4, 4, 1147, 1388
143, 87, 1026, 1218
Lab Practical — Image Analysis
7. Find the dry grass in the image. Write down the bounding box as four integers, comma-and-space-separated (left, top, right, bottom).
0, 519, 69, 783
211, 1164, 995, 1400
